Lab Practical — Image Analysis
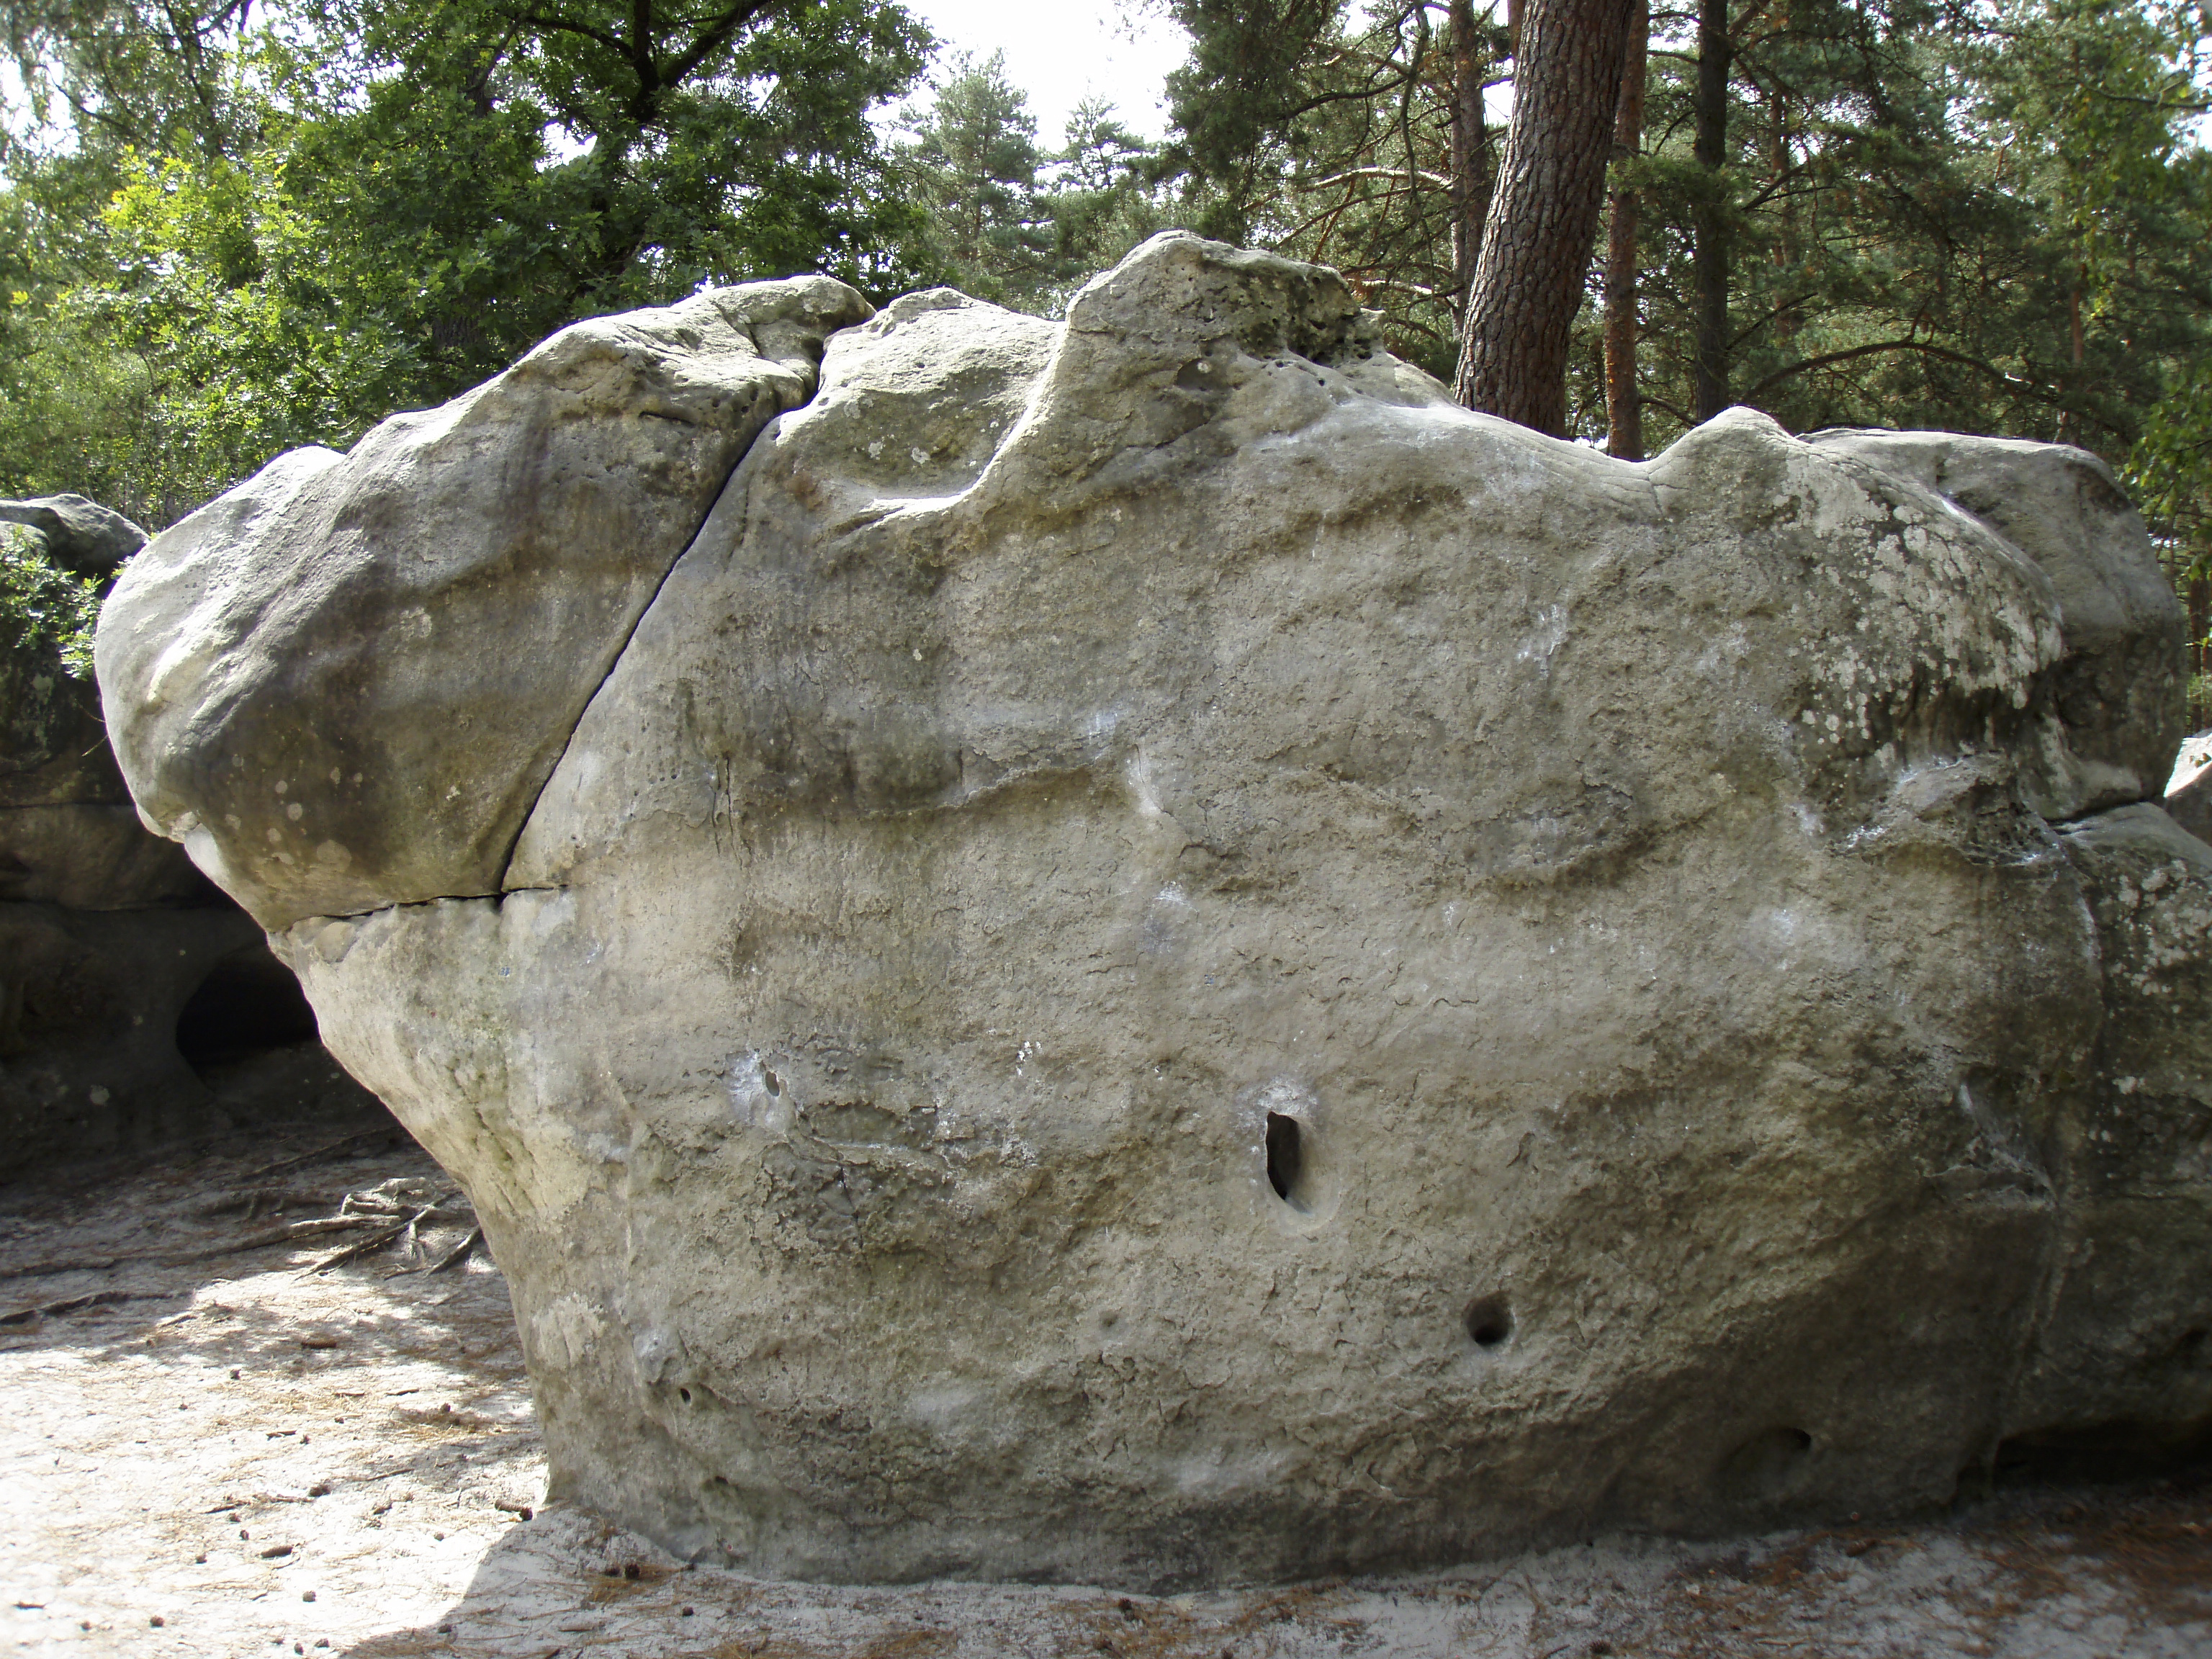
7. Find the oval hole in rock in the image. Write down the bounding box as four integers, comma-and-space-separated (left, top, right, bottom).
1716, 1424, 1815, 1500
175, 943, 318, 1078
1463, 1296, 1514, 1350
1264, 1112, 1304, 1206
678, 1387, 693, 1405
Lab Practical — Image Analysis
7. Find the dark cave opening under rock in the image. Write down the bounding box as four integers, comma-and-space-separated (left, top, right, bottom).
174, 942, 320, 1075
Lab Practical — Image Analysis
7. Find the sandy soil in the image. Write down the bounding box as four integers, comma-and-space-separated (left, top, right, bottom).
4, 1084, 2208, 1659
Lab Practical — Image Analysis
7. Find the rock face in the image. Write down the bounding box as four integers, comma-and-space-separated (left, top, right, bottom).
2165, 750, 2212, 844
3, 497, 214, 913
1, 500, 348, 1174
1796, 431, 2187, 817
96, 279, 873, 930
98, 235, 2212, 1588
0, 493, 150, 577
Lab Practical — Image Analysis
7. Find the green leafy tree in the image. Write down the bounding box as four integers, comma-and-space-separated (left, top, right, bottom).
1043, 98, 1176, 289
0, 523, 101, 678
1154, 0, 2212, 709
325, 0, 938, 307
1614, 0, 2210, 451
2, 0, 266, 159
1151, 0, 2211, 454
1156, 1, 1507, 379
0, 0, 935, 521
895, 50, 1061, 305
1158, 0, 1354, 245
894, 61, 1176, 315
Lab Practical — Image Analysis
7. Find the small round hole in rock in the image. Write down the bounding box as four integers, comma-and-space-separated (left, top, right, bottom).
678, 1387, 692, 1404
1264, 1112, 1303, 1205
1463, 1296, 1514, 1350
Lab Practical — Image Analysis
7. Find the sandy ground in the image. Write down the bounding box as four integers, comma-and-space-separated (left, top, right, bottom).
4, 1084, 2210, 1658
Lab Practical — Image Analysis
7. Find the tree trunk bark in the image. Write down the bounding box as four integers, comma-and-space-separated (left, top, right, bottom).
1447, 0, 1491, 324
2062, 269, 2085, 444
1455, 0, 1638, 433
1769, 81, 1797, 356
1602, 1, 1647, 459
1691, 0, 1731, 422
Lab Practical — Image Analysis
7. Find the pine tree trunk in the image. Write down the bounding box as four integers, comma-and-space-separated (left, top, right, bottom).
2062, 268, 2086, 444
1603, 1, 1648, 459
1770, 79, 1798, 356
1447, 0, 1491, 322
1691, 0, 1732, 422
1455, 0, 1638, 433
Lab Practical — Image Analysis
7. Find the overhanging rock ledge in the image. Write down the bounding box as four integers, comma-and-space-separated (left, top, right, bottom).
96, 233, 2212, 1590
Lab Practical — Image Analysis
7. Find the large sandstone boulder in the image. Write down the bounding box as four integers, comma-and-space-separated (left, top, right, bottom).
97, 235, 2212, 1588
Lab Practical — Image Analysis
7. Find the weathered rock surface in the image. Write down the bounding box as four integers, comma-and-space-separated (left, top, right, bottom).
0, 803, 213, 909
1, 496, 203, 905
1799, 431, 2186, 816
0, 493, 146, 577
96, 279, 873, 930
0, 899, 264, 1162
2165, 750, 2212, 844
2, 500, 145, 814
99, 235, 2212, 1588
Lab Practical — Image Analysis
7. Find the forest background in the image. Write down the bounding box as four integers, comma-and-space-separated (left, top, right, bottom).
4, 0, 2211, 706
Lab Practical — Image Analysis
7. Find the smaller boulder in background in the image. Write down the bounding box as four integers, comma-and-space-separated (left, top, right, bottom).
1, 498, 377, 1179
2164, 732, 2212, 844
